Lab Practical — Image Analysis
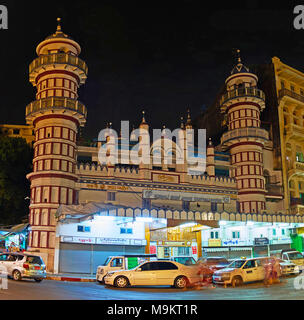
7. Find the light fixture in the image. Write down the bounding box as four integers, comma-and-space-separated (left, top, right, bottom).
219, 220, 226, 226
136, 217, 153, 223
179, 222, 196, 228
247, 221, 254, 226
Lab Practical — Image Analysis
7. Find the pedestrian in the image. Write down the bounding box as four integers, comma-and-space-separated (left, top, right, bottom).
263, 258, 273, 286
272, 257, 281, 284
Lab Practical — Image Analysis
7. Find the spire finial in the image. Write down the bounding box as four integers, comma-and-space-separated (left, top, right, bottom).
56, 17, 62, 32
236, 48, 241, 64
142, 110, 146, 123
186, 109, 193, 129
181, 116, 185, 129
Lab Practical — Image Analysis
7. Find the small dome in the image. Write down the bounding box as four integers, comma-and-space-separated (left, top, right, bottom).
44, 18, 73, 41
231, 62, 250, 75
230, 49, 250, 75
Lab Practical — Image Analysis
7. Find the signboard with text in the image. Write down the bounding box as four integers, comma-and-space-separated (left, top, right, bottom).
143, 189, 230, 203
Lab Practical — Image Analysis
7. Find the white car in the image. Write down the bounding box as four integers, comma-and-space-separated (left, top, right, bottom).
213, 258, 267, 287
0, 253, 46, 282
104, 260, 201, 289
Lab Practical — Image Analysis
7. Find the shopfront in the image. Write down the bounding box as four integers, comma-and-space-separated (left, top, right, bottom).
0, 224, 29, 252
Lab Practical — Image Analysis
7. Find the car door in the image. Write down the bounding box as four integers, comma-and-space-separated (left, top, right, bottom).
255, 259, 266, 281
3, 254, 18, 275
242, 260, 258, 282
132, 262, 157, 286
154, 262, 179, 286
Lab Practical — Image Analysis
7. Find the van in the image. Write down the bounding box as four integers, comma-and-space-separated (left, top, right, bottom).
96, 254, 157, 283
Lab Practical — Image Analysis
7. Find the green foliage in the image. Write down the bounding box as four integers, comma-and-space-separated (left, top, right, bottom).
0, 136, 33, 224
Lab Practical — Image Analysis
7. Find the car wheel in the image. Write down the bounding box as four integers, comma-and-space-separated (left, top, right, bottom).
174, 276, 188, 289
115, 276, 129, 288
231, 276, 243, 288
97, 276, 106, 284
12, 270, 22, 281
34, 278, 43, 283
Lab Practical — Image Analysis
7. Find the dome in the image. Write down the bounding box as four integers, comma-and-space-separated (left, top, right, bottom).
44, 18, 73, 41
231, 62, 250, 75
230, 49, 251, 75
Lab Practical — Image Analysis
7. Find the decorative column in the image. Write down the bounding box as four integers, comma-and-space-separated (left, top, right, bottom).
25, 19, 88, 272
220, 51, 268, 214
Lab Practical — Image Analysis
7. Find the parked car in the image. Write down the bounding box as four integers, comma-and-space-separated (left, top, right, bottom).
213, 257, 268, 287
0, 253, 46, 282
280, 250, 304, 272
96, 254, 157, 283
104, 260, 202, 289
170, 256, 197, 266
197, 257, 230, 271
264, 257, 299, 276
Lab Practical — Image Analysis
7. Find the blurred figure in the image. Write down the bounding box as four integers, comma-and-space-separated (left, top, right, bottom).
195, 260, 215, 289
263, 258, 273, 286
272, 257, 281, 284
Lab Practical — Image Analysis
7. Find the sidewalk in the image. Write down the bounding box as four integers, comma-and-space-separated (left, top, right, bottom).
46, 273, 96, 282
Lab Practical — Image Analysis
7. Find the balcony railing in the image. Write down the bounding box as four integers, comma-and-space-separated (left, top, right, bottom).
220, 87, 265, 106
29, 53, 88, 75
221, 127, 269, 145
279, 88, 304, 104
295, 161, 304, 171
285, 123, 304, 137
265, 184, 283, 196
26, 97, 87, 118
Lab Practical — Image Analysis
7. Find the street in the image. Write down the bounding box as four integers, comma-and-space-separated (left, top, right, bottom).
0, 276, 304, 300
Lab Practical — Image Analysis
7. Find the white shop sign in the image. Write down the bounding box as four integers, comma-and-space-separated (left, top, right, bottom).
143, 189, 230, 203
61, 236, 147, 246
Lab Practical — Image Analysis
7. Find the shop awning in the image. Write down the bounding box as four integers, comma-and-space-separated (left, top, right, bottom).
56, 202, 304, 224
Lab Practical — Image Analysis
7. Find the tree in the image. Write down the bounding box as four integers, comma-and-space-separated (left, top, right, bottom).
0, 136, 33, 225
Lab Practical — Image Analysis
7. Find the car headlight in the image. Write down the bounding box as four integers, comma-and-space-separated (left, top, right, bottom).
106, 272, 115, 277
98, 268, 104, 274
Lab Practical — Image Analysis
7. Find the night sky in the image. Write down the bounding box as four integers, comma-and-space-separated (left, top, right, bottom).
0, 0, 303, 139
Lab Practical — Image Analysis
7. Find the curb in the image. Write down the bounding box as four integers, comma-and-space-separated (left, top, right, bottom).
46, 276, 96, 282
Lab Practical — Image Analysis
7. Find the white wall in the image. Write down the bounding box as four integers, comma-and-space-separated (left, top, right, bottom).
57, 216, 146, 240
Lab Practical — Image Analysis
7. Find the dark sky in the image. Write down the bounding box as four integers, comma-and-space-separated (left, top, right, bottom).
0, 0, 303, 139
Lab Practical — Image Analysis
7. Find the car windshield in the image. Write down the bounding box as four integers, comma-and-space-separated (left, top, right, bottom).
103, 257, 112, 266
228, 260, 246, 269
26, 256, 43, 265
174, 257, 196, 265
288, 252, 304, 260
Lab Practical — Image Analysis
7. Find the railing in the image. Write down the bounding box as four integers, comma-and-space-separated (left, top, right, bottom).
285, 123, 304, 137
26, 97, 87, 118
220, 87, 265, 106
265, 184, 283, 196
29, 53, 88, 75
295, 161, 304, 172
279, 88, 304, 104
221, 127, 269, 145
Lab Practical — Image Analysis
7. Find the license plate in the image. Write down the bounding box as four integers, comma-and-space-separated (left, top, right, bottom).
34, 266, 40, 270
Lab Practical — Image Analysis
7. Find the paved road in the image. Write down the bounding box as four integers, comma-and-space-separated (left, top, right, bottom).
0, 276, 304, 300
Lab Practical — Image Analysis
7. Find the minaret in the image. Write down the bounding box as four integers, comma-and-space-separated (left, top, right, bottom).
220, 50, 268, 214
25, 19, 88, 272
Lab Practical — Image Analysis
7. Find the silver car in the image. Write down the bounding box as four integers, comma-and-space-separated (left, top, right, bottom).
0, 253, 46, 282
